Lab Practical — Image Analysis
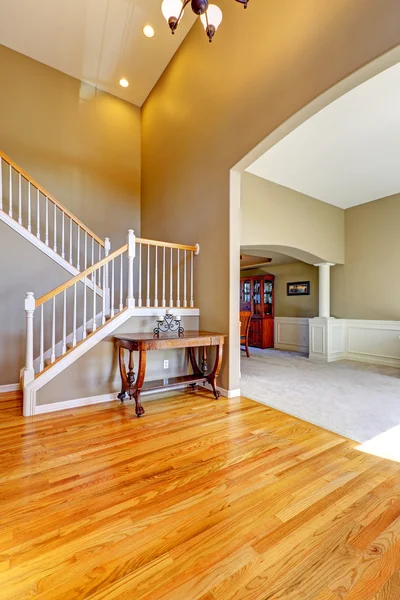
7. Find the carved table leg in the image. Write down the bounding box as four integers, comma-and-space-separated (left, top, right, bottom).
189, 347, 203, 376
207, 344, 223, 399
132, 349, 147, 417
117, 347, 129, 401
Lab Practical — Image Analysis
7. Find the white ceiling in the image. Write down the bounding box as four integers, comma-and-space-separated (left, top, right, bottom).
0, 0, 196, 107
247, 62, 400, 209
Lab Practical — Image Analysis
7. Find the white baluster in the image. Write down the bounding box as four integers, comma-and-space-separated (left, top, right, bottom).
92, 272, 97, 332
138, 243, 142, 307
104, 237, 111, 315
18, 173, 22, 225
45, 197, 49, 246
127, 230, 136, 308
36, 189, 40, 240
76, 225, 80, 270
9, 164, 12, 218
0, 156, 2, 211
119, 253, 123, 311
169, 247, 173, 307
177, 249, 180, 308
91, 238, 95, 284
69, 218, 73, 264
102, 263, 106, 325
62, 290, 67, 354
184, 250, 187, 308
53, 203, 57, 253
39, 304, 44, 372
51, 297, 56, 363
146, 244, 150, 307
61, 212, 65, 258
111, 259, 115, 318
162, 246, 166, 308
73, 283, 77, 346
83, 275, 87, 340
154, 245, 158, 307
23, 292, 35, 386
190, 251, 194, 308
27, 183, 31, 233
84, 231, 88, 269
98, 245, 102, 288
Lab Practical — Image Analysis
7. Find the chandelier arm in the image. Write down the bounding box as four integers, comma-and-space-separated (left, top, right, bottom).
179, 0, 192, 22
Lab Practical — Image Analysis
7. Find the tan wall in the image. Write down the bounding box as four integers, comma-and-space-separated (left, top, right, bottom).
241, 173, 345, 264
141, 0, 400, 390
0, 45, 141, 385
331, 194, 400, 320
242, 262, 319, 318
36, 315, 199, 406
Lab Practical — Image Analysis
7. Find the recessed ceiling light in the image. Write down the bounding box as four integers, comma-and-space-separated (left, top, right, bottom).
143, 25, 155, 38
119, 78, 129, 88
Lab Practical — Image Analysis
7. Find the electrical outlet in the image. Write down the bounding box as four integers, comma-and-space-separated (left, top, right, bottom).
164, 360, 169, 369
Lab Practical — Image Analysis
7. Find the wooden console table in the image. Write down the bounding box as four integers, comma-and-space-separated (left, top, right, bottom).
114, 331, 226, 417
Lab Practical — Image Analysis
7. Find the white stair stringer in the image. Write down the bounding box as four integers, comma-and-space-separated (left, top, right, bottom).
0, 209, 103, 296
23, 307, 131, 416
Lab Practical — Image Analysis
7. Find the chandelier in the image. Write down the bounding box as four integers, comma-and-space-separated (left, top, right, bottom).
161, 0, 249, 43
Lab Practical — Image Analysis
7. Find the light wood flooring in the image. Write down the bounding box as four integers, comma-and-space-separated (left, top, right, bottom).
0, 389, 400, 599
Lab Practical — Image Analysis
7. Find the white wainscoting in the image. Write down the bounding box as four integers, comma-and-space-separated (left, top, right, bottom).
274, 317, 400, 368
308, 318, 400, 368
345, 319, 400, 368
274, 317, 310, 354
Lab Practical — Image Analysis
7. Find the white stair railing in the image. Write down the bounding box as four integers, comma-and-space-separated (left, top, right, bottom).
135, 238, 200, 310
0, 150, 109, 273
23, 231, 200, 384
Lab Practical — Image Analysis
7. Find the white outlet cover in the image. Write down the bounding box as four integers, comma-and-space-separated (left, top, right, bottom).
164, 360, 169, 369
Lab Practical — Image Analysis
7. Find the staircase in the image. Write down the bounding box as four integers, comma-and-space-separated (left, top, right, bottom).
0, 151, 200, 417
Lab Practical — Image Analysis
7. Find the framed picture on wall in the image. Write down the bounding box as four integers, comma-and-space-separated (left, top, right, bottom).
287, 281, 310, 296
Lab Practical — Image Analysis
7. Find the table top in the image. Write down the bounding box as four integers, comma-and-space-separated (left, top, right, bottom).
114, 331, 226, 350
114, 331, 225, 342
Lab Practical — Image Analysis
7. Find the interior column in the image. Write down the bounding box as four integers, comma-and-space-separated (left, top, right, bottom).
315, 263, 335, 318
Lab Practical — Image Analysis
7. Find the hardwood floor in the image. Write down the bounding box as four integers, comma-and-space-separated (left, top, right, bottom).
0, 388, 399, 599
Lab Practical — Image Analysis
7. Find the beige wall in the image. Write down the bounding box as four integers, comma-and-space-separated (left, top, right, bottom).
241, 173, 345, 264
0, 45, 141, 385
36, 315, 199, 406
142, 0, 400, 390
0, 44, 141, 249
242, 262, 319, 318
332, 194, 400, 320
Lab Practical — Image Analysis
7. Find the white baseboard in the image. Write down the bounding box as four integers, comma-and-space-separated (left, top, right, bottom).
0, 383, 20, 393
35, 392, 117, 414
34, 382, 241, 415
274, 342, 309, 354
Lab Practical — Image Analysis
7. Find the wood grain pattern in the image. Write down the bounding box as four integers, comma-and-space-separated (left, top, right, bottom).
0, 390, 399, 599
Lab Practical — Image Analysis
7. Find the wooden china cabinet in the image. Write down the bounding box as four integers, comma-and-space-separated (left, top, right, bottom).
240, 274, 275, 349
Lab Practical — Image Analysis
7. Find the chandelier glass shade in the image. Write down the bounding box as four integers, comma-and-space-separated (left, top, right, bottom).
161, 0, 249, 42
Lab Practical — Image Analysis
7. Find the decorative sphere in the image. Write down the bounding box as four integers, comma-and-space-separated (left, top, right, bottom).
191, 0, 208, 15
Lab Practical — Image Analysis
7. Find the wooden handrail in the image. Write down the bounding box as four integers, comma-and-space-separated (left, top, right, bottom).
136, 237, 198, 253
36, 244, 128, 307
0, 150, 105, 247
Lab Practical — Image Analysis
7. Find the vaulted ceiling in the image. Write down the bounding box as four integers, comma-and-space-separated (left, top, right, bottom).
0, 0, 196, 107
247, 62, 400, 209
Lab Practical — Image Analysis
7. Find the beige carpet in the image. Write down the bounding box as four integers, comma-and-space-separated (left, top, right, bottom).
240, 348, 400, 443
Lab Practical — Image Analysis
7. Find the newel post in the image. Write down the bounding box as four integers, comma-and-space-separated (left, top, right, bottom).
104, 237, 111, 315
127, 230, 136, 308
24, 292, 35, 386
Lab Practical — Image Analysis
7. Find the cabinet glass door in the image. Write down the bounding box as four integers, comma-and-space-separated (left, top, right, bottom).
264, 279, 273, 315
243, 280, 251, 304
252, 278, 262, 316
